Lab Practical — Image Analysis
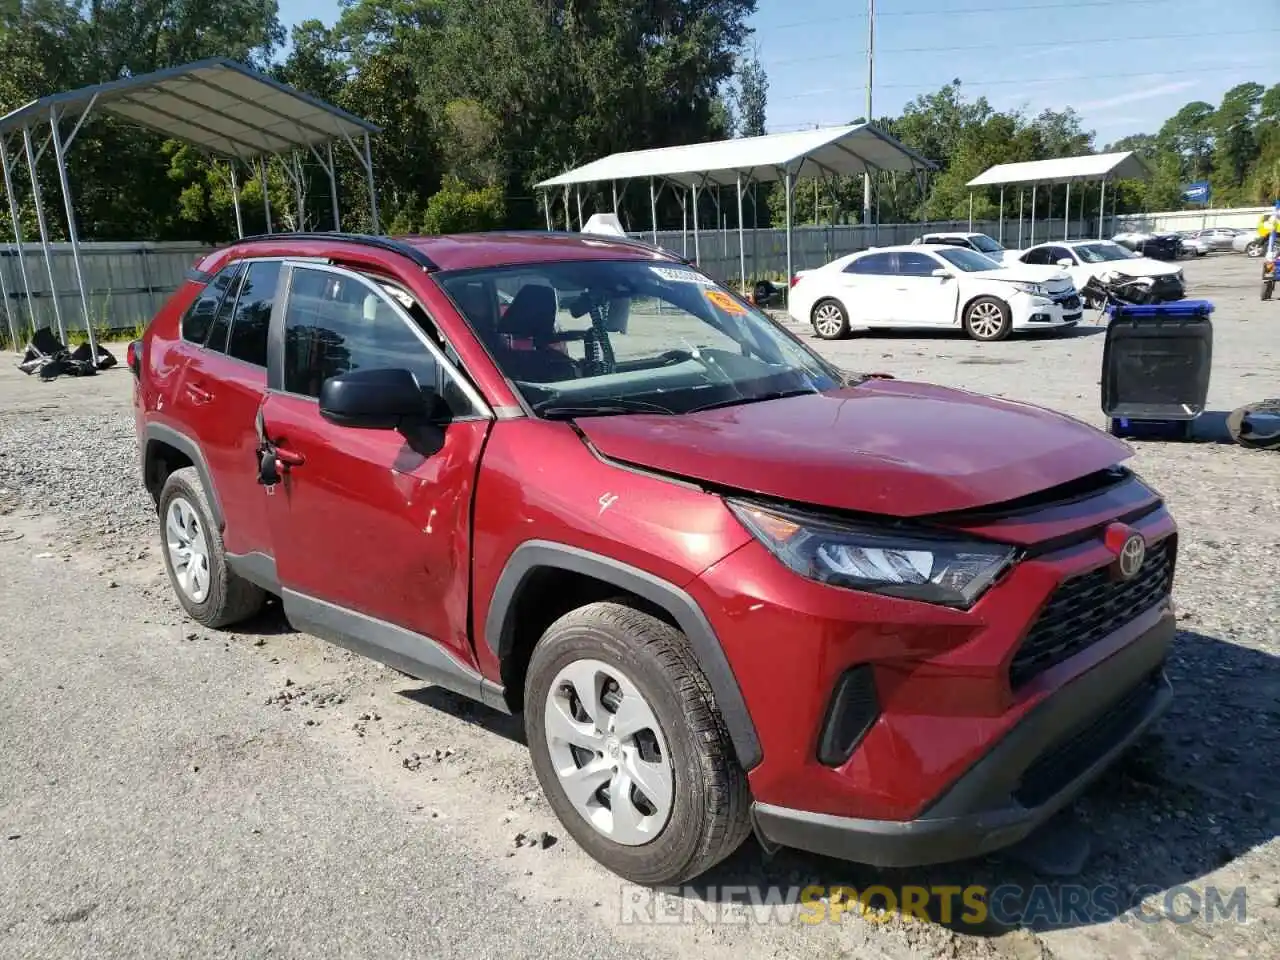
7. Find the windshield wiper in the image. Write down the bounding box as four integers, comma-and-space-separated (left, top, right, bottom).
687, 388, 818, 414
531, 399, 675, 419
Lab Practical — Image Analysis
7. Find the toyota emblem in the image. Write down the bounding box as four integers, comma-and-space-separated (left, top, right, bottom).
1116, 533, 1146, 581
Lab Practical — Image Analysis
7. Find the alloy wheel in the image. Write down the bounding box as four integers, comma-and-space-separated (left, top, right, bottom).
543, 657, 674, 846
813, 302, 845, 337
968, 301, 1005, 339
165, 496, 211, 603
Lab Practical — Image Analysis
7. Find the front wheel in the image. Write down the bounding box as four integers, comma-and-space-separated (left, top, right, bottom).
963, 296, 1013, 342
1246, 239, 1264, 258
524, 602, 752, 886
811, 298, 851, 339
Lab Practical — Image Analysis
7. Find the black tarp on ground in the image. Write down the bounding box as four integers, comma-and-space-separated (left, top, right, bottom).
16, 327, 116, 380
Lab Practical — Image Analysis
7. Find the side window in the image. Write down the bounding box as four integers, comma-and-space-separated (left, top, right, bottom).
181, 264, 239, 345
205, 264, 246, 354
1047, 246, 1075, 265
282, 266, 469, 414
226, 261, 282, 368
846, 252, 896, 275
1022, 247, 1047, 265
896, 252, 938, 277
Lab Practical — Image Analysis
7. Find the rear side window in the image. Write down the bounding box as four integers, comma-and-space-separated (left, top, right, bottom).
846, 252, 896, 275
181, 264, 240, 345
226, 261, 282, 367
205, 264, 247, 354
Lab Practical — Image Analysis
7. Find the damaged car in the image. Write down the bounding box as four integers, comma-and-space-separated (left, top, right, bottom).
130, 230, 1178, 885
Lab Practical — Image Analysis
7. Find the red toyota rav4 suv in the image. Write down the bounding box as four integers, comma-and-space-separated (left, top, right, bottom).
129, 230, 1176, 885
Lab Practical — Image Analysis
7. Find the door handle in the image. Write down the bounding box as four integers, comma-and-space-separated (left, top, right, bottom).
274, 446, 305, 467
185, 383, 213, 404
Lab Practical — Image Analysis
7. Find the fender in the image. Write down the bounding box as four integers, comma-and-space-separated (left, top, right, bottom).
485, 540, 763, 770
143, 423, 225, 530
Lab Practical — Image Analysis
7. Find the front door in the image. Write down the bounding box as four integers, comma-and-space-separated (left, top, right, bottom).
258, 261, 493, 674
887, 251, 960, 326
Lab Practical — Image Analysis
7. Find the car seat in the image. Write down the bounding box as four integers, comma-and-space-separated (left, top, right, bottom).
495, 284, 578, 382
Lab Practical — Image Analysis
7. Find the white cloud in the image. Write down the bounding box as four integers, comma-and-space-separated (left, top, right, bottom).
1074, 80, 1199, 114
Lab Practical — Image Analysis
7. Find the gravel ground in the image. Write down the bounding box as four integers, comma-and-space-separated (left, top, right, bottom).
1, 252, 1277, 960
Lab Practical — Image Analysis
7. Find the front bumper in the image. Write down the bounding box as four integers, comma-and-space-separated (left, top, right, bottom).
1010, 293, 1083, 329
751, 610, 1174, 868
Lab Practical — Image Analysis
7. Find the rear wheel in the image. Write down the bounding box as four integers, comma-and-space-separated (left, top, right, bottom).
811, 298, 851, 339
963, 296, 1012, 342
158, 467, 265, 629
524, 601, 752, 885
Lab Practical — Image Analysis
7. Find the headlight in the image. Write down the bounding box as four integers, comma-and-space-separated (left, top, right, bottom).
1012, 281, 1049, 297
726, 500, 1017, 609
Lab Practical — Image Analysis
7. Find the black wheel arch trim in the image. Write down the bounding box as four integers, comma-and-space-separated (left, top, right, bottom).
144, 423, 225, 530
485, 539, 763, 770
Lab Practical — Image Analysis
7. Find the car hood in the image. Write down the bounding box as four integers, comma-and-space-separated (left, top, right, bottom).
1091, 257, 1181, 278
982, 262, 1074, 286
575, 379, 1131, 518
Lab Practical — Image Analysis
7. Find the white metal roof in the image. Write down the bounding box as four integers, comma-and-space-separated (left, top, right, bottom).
966, 151, 1152, 188
535, 123, 935, 190
0, 58, 379, 160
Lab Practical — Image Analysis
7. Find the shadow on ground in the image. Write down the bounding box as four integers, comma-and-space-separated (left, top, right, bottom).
675, 627, 1280, 937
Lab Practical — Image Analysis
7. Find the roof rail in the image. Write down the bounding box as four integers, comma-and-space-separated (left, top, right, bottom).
227, 232, 438, 271
485, 230, 692, 264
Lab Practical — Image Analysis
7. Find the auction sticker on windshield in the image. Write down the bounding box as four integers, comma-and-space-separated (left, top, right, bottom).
705, 289, 748, 315
651, 265, 716, 285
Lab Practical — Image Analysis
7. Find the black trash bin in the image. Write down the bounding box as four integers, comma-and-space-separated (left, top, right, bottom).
1101, 299, 1214, 440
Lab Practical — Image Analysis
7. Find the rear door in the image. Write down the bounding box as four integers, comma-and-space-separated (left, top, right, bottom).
839, 251, 898, 324
169, 259, 276, 561
258, 261, 494, 672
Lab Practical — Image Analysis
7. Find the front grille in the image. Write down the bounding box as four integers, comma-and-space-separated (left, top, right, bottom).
1150, 275, 1184, 296
1054, 294, 1081, 310
1009, 537, 1174, 689
1013, 669, 1163, 808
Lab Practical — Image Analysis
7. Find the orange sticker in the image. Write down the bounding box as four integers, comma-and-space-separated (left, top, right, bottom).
705, 289, 747, 315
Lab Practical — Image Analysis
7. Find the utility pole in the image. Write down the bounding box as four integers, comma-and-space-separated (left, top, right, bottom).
862, 0, 875, 228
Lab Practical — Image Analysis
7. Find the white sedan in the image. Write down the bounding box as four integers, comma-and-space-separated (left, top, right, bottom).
788, 243, 1082, 343
1016, 240, 1185, 304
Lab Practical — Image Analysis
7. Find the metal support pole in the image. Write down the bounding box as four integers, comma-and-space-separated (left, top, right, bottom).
968, 191, 974, 232
1018, 189, 1024, 247
292, 152, 305, 231
736, 173, 746, 293
680, 189, 687, 257
543, 191, 552, 230
1098, 179, 1107, 239
260, 156, 273, 233
49, 106, 96, 360
22, 126, 63, 341
362, 133, 379, 234
1064, 182, 1071, 240
784, 170, 794, 285
998, 186, 1005, 244
0, 136, 36, 338
862, 0, 874, 227
1078, 180, 1085, 239
327, 143, 340, 232
691, 181, 701, 264
649, 179, 658, 244
229, 162, 245, 238
563, 187, 571, 231
576, 188, 584, 232
1030, 183, 1037, 246
611, 180, 618, 214
0, 244, 12, 351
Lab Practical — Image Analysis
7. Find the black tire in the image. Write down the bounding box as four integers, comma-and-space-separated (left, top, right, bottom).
810, 298, 851, 340
157, 467, 265, 629
962, 296, 1013, 342
1246, 239, 1264, 258
523, 601, 752, 886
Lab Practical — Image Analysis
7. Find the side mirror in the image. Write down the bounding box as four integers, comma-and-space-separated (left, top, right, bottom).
319, 367, 436, 430
931, 268, 952, 279
1057, 258, 1074, 268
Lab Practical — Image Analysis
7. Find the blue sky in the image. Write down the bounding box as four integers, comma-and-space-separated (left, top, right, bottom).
276, 0, 1275, 147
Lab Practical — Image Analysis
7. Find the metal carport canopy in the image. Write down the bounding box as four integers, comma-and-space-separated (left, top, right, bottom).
964, 151, 1153, 248
535, 123, 936, 290
0, 58, 384, 356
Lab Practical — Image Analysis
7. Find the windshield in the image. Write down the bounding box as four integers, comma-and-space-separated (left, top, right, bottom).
969, 234, 1004, 254
1074, 242, 1139, 263
935, 248, 1003, 273
437, 259, 842, 417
